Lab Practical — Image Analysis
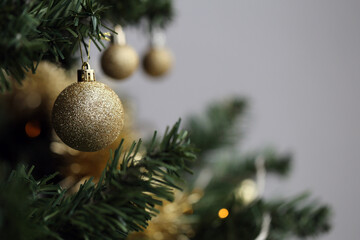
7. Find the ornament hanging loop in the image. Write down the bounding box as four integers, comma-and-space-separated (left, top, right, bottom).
112, 25, 126, 45
150, 28, 166, 48
78, 62, 96, 82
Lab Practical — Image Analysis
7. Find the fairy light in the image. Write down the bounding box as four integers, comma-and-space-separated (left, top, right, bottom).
254, 155, 272, 240
25, 120, 41, 138
218, 208, 229, 219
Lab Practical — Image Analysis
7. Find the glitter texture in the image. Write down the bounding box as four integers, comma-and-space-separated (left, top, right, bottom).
52, 81, 124, 152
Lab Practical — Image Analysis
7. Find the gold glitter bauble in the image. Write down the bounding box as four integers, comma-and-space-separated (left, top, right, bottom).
52, 80, 124, 152
143, 47, 173, 77
101, 44, 139, 80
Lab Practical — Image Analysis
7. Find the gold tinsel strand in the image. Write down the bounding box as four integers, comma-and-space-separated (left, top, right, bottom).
2, 61, 73, 117
128, 190, 203, 240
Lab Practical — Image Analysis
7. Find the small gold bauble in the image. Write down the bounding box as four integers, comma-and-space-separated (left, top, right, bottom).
143, 47, 173, 77
52, 81, 124, 152
101, 44, 139, 80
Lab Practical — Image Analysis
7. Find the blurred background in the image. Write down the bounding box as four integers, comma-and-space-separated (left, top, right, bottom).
91, 1, 360, 239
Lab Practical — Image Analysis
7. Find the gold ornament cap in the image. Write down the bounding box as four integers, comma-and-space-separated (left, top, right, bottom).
77, 62, 96, 82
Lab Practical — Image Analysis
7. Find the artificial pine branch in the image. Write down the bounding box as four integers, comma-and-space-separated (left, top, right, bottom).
209, 151, 291, 181
0, 120, 195, 240
267, 194, 331, 239
192, 151, 292, 232
0, 0, 108, 91
193, 196, 331, 240
191, 164, 331, 240
186, 97, 247, 159
101, 0, 173, 28
183, 98, 331, 240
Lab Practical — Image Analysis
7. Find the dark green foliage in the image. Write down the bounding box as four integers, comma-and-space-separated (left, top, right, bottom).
101, 0, 173, 29
185, 98, 331, 240
192, 196, 330, 240
268, 194, 331, 239
209, 151, 291, 181
0, 99, 59, 179
194, 152, 291, 217
0, 120, 196, 240
0, 165, 44, 240
187, 98, 247, 158
0, 0, 109, 91
144, 0, 174, 30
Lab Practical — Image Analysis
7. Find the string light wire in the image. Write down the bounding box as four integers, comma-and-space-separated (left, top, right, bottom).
255, 156, 272, 240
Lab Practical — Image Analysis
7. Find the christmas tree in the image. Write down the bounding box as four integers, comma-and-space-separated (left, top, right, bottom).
0, 1, 331, 239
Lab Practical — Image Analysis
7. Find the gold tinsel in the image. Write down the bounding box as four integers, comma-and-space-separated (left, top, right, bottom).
126, 179, 258, 240
2, 61, 73, 117
128, 190, 203, 240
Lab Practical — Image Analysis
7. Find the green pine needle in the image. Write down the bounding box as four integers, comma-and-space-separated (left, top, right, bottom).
0, 120, 195, 240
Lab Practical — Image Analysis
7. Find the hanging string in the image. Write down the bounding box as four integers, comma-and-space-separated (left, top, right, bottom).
255, 213, 271, 240
79, 39, 84, 64
78, 32, 112, 65
87, 38, 91, 62
114, 25, 126, 45
79, 32, 111, 64
78, 38, 92, 64
150, 28, 166, 48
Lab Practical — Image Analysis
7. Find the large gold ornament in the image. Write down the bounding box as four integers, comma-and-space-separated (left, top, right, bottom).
52, 62, 124, 152
143, 47, 173, 77
101, 26, 139, 80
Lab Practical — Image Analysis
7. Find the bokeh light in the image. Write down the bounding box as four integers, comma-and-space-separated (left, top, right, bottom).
218, 208, 229, 219
25, 120, 41, 138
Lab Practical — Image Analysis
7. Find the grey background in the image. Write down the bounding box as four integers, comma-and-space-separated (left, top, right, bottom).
92, 1, 360, 239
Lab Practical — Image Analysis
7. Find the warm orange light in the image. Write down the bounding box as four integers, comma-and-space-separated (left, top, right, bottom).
218, 208, 229, 219
25, 121, 41, 138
